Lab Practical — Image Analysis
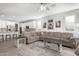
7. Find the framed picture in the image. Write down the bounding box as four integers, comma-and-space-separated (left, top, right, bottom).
15, 24, 18, 31
43, 22, 46, 28
26, 26, 29, 29
56, 20, 61, 28
48, 19, 54, 29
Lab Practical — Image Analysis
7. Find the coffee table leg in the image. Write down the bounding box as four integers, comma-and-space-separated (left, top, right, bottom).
44, 40, 47, 47
16, 39, 19, 48
26, 38, 28, 44
58, 43, 62, 53
24, 38, 26, 44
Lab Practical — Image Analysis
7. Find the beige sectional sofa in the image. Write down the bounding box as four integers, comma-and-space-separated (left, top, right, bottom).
40, 32, 76, 49
23, 31, 41, 43
23, 31, 76, 49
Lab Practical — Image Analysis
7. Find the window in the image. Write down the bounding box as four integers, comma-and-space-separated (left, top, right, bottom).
33, 21, 36, 28
65, 15, 75, 31
65, 15, 75, 23
0, 20, 6, 28
6, 21, 15, 26
0, 20, 16, 32
37, 20, 41, 29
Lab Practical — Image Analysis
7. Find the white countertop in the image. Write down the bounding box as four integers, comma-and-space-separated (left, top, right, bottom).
0, 32, 19, 35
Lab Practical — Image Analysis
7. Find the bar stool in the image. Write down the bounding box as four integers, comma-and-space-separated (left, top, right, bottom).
5, 34, 11, 40
13, 34, 18, 39
0, 35, 4, 42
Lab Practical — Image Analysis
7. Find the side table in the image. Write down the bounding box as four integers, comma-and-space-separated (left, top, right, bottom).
16, 36, 28, 48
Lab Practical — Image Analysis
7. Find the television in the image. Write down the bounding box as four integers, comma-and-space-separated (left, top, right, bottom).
26, 26, 29, 29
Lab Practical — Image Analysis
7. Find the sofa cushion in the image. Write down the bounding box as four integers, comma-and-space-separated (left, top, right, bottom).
30, 32, 37, 36
61, 32, 73, 39
36, 32, 41, 36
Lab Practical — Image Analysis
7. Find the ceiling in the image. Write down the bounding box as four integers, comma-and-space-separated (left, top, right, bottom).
0, 3, 79, 22
0, 3, 45, 22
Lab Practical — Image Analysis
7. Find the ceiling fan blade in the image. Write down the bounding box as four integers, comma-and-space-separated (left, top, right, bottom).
49, 3, 56, 8
39, 3, 56, 11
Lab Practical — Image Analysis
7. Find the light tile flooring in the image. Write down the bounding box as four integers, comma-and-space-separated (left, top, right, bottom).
0, 40, 76, 56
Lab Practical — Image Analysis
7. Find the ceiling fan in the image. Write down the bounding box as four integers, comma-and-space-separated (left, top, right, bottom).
39, 3, 56, 11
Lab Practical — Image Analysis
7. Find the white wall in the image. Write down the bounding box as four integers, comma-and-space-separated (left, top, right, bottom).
41, 15, 65, 32
41, 8, 79, 38
0, 20, 16, 28
21, 8, 79, 38
21, 20, 38, 31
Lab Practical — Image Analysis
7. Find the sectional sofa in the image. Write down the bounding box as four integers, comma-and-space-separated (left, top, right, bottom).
23, 31, 76, 49
40, 32, 76, 49
23, 31, 40, 43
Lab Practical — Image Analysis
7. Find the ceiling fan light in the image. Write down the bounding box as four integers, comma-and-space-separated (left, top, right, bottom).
40, 6, 43, 11
40, 5, 46, 11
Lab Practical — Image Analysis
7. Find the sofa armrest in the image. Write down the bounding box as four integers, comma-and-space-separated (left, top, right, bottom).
70, 38, 76, 46
71, 39, 76, 44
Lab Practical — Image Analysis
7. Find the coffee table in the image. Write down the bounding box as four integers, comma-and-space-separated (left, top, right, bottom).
43, 37, 62, 53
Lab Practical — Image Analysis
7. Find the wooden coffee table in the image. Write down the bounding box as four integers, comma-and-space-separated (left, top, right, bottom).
43, 37, 62, 53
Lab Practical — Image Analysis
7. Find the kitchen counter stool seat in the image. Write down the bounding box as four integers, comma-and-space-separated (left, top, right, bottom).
5, 34, 11, 40
13, 34, 18, 39
0, 35, 4, 42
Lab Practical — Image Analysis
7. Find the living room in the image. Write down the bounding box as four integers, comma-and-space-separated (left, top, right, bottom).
19, 4, 79, 56
0, 2, 79, 57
